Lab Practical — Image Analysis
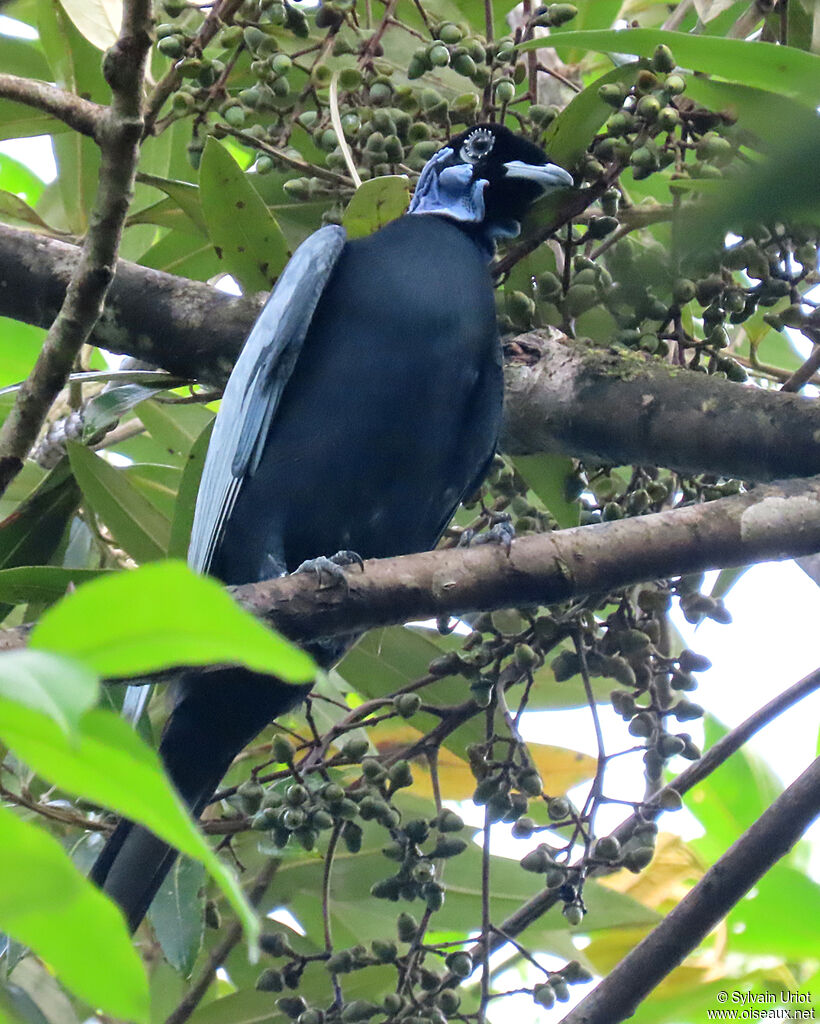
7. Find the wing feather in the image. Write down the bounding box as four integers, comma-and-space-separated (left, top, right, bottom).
188, 224, 347, 574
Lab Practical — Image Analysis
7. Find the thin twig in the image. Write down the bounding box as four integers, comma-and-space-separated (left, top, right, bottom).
0, 74, 103, 138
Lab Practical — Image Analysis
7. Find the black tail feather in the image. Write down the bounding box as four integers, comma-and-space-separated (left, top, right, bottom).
90, 667, 310, 932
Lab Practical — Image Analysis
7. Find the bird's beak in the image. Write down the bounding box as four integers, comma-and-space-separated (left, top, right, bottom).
503, 159, 574, 192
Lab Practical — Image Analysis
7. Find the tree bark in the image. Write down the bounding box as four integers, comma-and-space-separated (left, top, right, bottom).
0, 474, 818, 654
2, 224, 820, 481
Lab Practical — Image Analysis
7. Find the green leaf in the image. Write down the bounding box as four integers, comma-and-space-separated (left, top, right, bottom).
58, 0, 123, 50
37, 2, 106, 233
691, 716, 783, 863
0, 649, 98, 734
0, 103, 69, 142
0, 189, 62, 234
342, 176, 410, 239
0, 704, 258, 950
30, 559, 315, 681
0, 152, 46, 204
199, 138, 289, 292
0, 805, 149, 1022
169, 419, 213, 559
513, 453, 581, 529
148, 858, 205, 976
124, 463, 183, 520
66, 442, 170, 562
133, 173, 207, 233
0, 319, 46, 391
0, 459, 81, 619
136, 398, 214, 464
544, 63, 640, 169
0, 565, 109, 605
0, 35, 50, 80
138, 230, 223, 280
528, 30, 820, 106
81, 382, 165, 441
727, 864, 820, 960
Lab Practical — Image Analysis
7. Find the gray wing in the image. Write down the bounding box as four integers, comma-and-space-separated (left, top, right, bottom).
188, 224, 347, 575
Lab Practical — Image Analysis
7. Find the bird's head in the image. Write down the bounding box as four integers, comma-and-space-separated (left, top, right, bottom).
408, 123, 573, 256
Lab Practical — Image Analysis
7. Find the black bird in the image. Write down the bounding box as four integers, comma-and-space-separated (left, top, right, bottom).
90, 124, 572, 931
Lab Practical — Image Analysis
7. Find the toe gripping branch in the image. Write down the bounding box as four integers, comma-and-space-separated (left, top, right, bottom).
294, 549, 365, 588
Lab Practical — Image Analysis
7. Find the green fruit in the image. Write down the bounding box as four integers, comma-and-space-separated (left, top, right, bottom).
534, 983, 555, 1008
665, 73, 686, 94
657, 105, 680, 130
428, 42, 450, 67
598, 83, 625, 108
445, 951, 473, 978
636, 95, 660, 122
407, 54, 427, 79
651, 43, 676, 73
549, 4, 578, 26
438, 22, 462, 43
495, 78, 516, 104
397, 912, 418, 942
452, 52, 477, 77
536, 271, 562, 300
157, 35, 184, 58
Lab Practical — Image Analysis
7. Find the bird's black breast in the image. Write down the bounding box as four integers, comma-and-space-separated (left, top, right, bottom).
211, 214, 502, 585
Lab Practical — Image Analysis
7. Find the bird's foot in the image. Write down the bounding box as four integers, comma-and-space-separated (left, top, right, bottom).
294, 549, 364, 588
458, 513, 515, 556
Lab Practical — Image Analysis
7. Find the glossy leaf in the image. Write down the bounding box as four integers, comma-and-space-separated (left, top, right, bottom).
148, 858, 205, 976
0, 704, 258, 948
81, 382, 164, 441
0, 152, 45, 203
133, 173, 207, 233
513, 453, 581, 529
124, 463, 183, 520
0, 458, 80, 573
58, 0, 123, 50
168, 419, 213, 559
0, 805, 148, 1022
0, 189, 61, 233
199, 138, 289, 292
530, 30, 820, 106
30, 558, 315, 681
343, 176, 409, 239
544, 63, 640, 169
66, 442, 170, 562
37, 2, 106, 233
137, 398, 215, 464
0, 35, 50, 80
0, 649, 98, 734
0, 565, 108, 606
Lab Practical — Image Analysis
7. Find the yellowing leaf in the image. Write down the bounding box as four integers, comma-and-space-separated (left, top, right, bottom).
374, 725, 595, 800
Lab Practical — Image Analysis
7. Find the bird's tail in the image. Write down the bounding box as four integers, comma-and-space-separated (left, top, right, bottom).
90, 666, 310, 932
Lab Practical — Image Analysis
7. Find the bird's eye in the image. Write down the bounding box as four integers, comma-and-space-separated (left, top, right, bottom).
460, 128, 495, 164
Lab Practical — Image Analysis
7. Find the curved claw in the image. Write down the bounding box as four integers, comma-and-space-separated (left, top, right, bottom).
330, 549, 365, 571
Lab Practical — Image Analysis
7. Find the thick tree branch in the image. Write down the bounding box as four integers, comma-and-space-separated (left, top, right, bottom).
559, 755, 820, 1024
0, 475, 818, 653
0, 7, 152, 496
502, 329, 820, 481
0, 224, 254, 385
2, 226, 820, 482
0, 74, 103, 138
